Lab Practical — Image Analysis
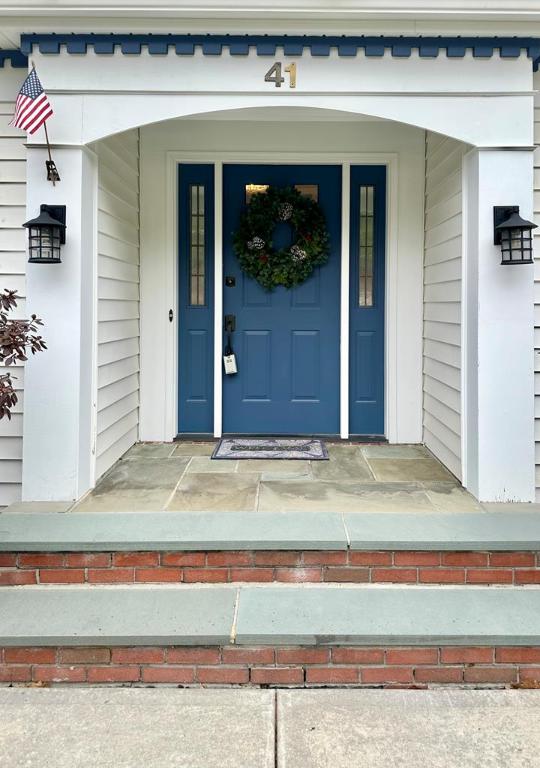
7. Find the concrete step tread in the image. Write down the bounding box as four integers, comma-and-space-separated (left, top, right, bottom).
2, 511, 540, 552
1, 584, 540, 646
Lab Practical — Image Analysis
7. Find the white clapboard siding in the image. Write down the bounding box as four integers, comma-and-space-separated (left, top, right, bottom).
93, 129, 140, 480
423, 132, 466, 480
0, 83, 26, 506
533, 74, 540, 499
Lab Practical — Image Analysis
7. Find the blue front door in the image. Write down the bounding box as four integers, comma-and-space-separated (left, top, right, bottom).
222, 165, 341, 435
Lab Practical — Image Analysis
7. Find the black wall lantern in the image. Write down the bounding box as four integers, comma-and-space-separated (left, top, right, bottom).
23, 204, 66, 264
494, 206, 537, 265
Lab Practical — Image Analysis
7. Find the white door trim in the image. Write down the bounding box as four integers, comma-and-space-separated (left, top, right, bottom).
213, 161, 223, 438
385, 154, 399, 444
161, 149, 398, 440
340, 161, 351, 439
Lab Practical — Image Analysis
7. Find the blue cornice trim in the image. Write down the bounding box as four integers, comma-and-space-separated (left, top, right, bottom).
0, 50, 28, 69
18, 33, 540, 69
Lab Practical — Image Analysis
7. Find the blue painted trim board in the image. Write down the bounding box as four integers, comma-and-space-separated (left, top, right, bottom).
0, 50, 28, 68
18, 34, 540, 69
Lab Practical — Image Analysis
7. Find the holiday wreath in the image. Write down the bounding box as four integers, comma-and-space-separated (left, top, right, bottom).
232, 186, 330, 291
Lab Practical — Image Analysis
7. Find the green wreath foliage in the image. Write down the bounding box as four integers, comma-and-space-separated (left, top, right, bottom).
232, 186, 330, 291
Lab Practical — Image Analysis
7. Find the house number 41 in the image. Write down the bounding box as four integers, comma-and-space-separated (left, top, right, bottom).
264, 62, 297, 88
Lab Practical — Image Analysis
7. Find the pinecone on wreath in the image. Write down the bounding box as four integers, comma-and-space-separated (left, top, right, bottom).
290, 244, 307, 262
278, 202, 293, 221
248, 236, 265, 250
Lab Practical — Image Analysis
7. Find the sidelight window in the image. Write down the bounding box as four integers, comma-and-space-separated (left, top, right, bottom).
359, 185, 374, 307
189, 184, 205, 306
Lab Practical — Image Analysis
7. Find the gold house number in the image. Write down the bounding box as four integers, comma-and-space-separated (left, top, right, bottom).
264, 62, 297, 88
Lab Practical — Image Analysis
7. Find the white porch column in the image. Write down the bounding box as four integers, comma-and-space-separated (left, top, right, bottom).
22, 147, 98, 501
463, 148, 535, 502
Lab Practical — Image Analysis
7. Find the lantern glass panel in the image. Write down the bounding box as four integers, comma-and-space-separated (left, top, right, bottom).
29, 227, 40, 260
510, 229, 522, 248
28, 224, 62, 262
41, 227, 53, 247
500, 227, 534, 264
523, 231, 533, 258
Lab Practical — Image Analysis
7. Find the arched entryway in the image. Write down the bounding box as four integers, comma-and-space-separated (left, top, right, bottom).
21, 68, 536, 502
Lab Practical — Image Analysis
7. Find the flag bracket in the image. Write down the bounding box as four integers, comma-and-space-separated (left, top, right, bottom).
44, 122, 60, 185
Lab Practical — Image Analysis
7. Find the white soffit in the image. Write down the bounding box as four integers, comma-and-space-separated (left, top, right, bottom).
181, 107, 387, 122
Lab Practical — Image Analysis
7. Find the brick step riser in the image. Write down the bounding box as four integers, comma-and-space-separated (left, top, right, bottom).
2, 646, 540, 688
2, 551, 540, 586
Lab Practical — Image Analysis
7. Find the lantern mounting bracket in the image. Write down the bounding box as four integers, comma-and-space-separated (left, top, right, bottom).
40, 204, 66, 244
493, 205, 519, 245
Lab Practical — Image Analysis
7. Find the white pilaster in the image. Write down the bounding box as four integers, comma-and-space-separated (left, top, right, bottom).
463, 148, 535, 502
22, 147, 98, 501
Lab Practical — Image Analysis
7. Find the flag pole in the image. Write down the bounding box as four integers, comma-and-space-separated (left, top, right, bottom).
12, 62, 59, 184
43, 121, 60, 186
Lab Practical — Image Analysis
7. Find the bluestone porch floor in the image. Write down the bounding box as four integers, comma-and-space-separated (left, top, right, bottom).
68, 442, 483, 514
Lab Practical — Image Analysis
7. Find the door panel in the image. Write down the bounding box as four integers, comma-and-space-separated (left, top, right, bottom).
222, 164, 341, 435
349, 165, 386, 435
178, 164, 214, 434
186, 330, 209, 400
292, 271, 320, 307
292, 331, 321, 401
243, 331, 272, 401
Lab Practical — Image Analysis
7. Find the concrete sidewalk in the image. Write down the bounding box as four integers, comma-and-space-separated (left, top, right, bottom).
1, 688, 540, 767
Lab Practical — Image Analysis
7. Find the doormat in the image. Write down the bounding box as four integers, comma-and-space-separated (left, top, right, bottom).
212, 438, 329, 460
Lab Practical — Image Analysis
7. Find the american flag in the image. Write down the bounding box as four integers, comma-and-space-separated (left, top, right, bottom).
10, 68, 53, 134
